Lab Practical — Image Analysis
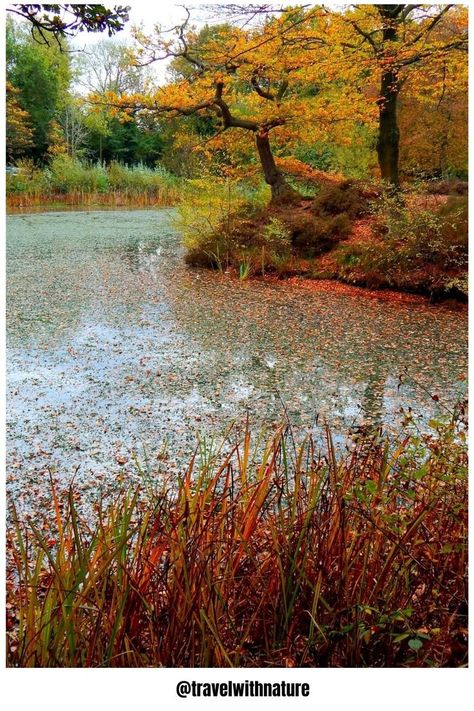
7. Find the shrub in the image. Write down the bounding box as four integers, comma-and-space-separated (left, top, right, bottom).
376, 193, 467, 269
287, 210, 351, 256
6, 159, 45, 194
338, 191, 468, 296
180, 178, 267, 271
426, 179, 468, 196
436, 196, 468, 254
47, 155, 109, 194
312, 180, 370, 219
259, 217, 291, 264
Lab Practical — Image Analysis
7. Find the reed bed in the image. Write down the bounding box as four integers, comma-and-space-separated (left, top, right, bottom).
6, 412, 467, 668
6, 188, 179, 209
6, 157, 183, 208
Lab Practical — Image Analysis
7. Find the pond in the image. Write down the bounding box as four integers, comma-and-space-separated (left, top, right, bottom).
7, 208, 467, 513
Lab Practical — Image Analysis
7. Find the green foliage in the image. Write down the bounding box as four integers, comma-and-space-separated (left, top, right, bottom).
6, 155, 183, 206
86, 117, 166, 166
106, 160, 180, 194
6, 18, 164, 167
293, 142, 334, 172
5, 158, 46, 194
46, 155, 109, 193
293, 126, 376, 180
259, 217, 292, 271
7, 17, 71, 161
329, 125, 377, 179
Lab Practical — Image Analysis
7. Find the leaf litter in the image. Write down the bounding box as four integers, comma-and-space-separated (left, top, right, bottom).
6, 208, 467, 517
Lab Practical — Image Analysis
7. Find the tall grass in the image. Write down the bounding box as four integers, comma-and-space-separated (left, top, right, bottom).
6, 156, 183, 208
6, 410, 467, 668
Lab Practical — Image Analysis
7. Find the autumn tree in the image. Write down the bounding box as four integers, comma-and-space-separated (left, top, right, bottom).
340, 4, 468, 185
6, 81, 34, 161
105, 7, 370, 201
127, 12, 303, 201
398, 39, 468, 177
210, 3, 467, 184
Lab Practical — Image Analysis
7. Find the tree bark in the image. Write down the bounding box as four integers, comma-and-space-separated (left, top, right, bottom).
376, 66, 400, 186
376, 5, 402, 187
255, 130, 300, 202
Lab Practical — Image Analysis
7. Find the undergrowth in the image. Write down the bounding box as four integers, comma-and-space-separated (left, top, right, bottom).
335, 192, 468, 298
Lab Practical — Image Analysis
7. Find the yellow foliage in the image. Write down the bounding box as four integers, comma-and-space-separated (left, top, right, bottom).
97, 5, 466, 185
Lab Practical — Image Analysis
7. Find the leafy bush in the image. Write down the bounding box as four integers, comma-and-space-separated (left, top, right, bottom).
436, 196, 468, 253
337, 191, 468, 296
6, 159, 45, 194
312, 180, 370, 219
252, 217, 292, 275
180, 178, 268, 271
182, 178, 363, 270
375, 193, 467, 269
47, 155, 109, 193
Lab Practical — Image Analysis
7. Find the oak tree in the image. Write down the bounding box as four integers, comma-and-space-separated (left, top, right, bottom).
105, 7, 370, 201
341, 4, 468, 185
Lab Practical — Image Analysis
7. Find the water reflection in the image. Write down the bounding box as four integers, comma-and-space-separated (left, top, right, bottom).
120, 239, 165, 273
6, 209, 467, 513
161, 264, 465, 430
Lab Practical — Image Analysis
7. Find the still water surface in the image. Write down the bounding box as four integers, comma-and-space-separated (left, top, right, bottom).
7, 209, 467, 511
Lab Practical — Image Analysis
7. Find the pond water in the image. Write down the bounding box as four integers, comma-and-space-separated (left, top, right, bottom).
7, 209, 467, 512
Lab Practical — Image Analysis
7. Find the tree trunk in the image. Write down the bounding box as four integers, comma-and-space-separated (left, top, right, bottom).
376, 67, 400, 186
376, 6, 401, 187
256, 130, 300, 202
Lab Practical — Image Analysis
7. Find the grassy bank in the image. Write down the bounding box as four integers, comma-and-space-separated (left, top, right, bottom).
183, 179, 468, 300
7, 408, 467, 668
6, 156, 183, 208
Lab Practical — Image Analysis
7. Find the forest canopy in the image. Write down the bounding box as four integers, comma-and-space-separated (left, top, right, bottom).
6, 3, 468, 184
